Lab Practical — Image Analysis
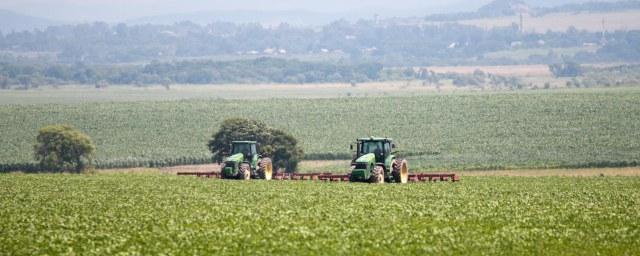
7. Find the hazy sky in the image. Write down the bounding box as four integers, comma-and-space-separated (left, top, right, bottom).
0, 0, 487, 22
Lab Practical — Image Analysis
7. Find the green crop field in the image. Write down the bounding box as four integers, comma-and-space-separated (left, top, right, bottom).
1, 87, 640, 171
0, 174, 638, 255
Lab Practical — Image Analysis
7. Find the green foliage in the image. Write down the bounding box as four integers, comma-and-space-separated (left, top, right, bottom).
266, 129, 304, 172
390, 68, 525, 89
207, 118, 270, 163
0, 174, 639, 255
0, 58, 383, 86
580, 64, 640, 87
208, 118, 304, 172
1, 20, 640, 67
1, 88, 640, 172
0, 74, 8, 89
549, 61, 582, 77
33, 125, 95, 172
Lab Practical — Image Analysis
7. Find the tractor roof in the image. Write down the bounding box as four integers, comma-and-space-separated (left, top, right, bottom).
232, 141, 257, 144
357, 137, 393, 142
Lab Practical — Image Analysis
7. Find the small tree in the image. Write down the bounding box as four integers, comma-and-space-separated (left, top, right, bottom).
94, 80, 109, 89
207, 118, 304, 172
0, 75, 9, 89
264, 129, 304, 172
34, 125, 95, 172
549, 61, 582, 77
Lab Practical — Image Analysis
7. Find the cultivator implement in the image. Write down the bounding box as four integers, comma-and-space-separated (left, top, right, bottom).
177, 172, 221, 178
177, 171, 459, 183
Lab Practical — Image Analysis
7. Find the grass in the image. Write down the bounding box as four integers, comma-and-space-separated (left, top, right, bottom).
1, 87, 640, 171
0, 173, 638, 255
0, 82, 444, 105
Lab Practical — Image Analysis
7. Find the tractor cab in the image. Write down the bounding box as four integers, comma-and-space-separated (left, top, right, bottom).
230, 141, 258, 159
353, 137, 394, 163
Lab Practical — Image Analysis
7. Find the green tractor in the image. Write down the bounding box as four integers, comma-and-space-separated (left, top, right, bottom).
220, 141, 273, 180
349, 137, 409, 183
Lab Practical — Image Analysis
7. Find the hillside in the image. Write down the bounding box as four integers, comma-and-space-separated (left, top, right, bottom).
425, 0, 639, 21
456, 10, 640, 32
0, 9, 58, 33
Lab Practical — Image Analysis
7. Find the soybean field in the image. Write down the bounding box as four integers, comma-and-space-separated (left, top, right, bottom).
0, 174, 638, 255
1, 87, 640, 171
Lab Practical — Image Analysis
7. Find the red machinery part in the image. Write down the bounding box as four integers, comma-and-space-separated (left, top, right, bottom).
176, 172, 221, 178
177, 172, 459, 182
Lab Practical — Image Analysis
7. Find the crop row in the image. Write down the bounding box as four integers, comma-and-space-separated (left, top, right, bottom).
1, 88, 640, 171
0, 174, 638, 255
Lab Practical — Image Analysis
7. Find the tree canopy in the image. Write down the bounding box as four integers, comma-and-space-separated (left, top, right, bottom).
208, 118, 304, 172
550, 61, 582, 77
33, 124, 95, 172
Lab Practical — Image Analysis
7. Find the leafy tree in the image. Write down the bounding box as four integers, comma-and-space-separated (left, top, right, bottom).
549, 61, 582, 77
33, 125, 96, 172
207, 118, 304, 172
263, 129, 304, 172
0, 75, 8, 89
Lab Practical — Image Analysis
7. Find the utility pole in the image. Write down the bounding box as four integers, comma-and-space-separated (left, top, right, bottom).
601, 17, 607, 45
520, 12, 524, 34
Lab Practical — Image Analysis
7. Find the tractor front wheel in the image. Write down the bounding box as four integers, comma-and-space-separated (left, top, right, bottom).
258, 158, 273, 180
392, 159, 409, 184
370, 165, 385, 184
239, 163, 251, 180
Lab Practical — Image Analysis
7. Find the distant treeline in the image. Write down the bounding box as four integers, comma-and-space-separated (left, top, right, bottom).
425, 0, 640, 21
0, 58, 383, 88
2, 59, 639, 89
1, 17, 639, 66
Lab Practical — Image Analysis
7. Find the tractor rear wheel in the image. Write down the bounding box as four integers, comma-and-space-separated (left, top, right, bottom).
258, 158, 273, 180
392, 159, 409, 184
239, 163, 251, 180
370, 165, 385, 184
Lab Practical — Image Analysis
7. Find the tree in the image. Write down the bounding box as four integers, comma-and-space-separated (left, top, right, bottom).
0, 75, 8, 89
34, 125, 96, 172
549, 61, 582, 77
207, 118, 304, 172
263, 129, 304, 172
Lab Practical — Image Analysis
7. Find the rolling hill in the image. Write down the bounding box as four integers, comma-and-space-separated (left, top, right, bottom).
0, 9, 59, 33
